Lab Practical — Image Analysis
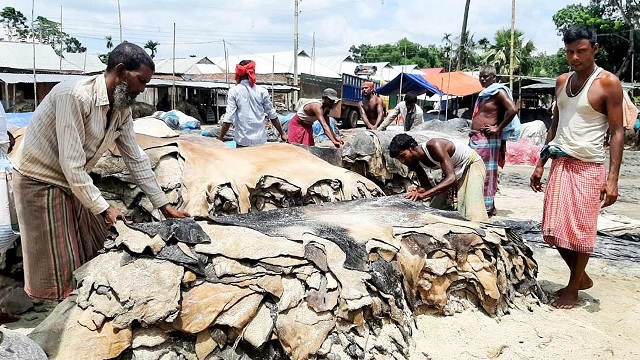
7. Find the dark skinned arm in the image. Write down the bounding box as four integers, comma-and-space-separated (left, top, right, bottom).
373, 98, 384, 129
310, 103, 342, 147
483, 90, 519, 135
270, 117, 288, 142
406, 140, 457, 201
600, 74, 624, 207
531, 74, 566, 192
218, 122, 231, 141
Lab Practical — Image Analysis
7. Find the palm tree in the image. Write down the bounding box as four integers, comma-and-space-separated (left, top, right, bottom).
483, 29, 535, 75
478, 37, 490, 53
457, 0, 472, 70
144, 40, 159, 58
105, 36, 113, 51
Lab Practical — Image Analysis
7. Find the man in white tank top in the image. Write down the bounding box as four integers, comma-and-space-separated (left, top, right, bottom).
530, 25, 624, 309
390, 134, 488, 222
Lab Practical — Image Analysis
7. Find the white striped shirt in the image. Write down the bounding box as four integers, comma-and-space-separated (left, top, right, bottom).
13, 74, 168, 214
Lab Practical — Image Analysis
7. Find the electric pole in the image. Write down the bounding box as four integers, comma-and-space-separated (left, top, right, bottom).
293, 0, 299, 103
117, 0, 123, 43
509, 0, 516, 90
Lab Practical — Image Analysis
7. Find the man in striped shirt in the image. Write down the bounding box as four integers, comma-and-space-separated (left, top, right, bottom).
11, 42, 189, 301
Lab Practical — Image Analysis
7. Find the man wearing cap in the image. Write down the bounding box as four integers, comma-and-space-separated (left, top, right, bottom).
358, 81, 385, 130
288, 88, 343, 147
218, 60, 287, 147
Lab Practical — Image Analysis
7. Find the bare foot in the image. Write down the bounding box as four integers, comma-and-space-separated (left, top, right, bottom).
551, 290, 579, 309
554, 274, 594, 296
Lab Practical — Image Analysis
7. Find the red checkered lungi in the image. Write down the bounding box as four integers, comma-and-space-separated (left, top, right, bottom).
542, 156, 605, 254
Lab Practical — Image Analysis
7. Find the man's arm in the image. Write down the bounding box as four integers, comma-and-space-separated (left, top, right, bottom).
531, 74, 566, 192
358, 101, 374, 129
116, 118, 189, 218
378, 104, 401, 131
310, 103, 341, 147
484, 90, 518, 135
600, 73, 624, 207
218, 90, 237, 141
262, 90, 287, 142
407, 140, 456, 201
374, 97, 384, 128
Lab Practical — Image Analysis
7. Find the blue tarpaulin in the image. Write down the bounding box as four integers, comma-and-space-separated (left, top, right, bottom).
5, 112, 33, 128
375, 73, 443, 96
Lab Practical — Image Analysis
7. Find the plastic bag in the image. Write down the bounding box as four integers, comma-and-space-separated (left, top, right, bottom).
0, 153, 19, 250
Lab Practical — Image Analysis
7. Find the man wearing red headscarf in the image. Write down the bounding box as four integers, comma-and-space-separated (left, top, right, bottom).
358, 81, 385, 130
219, 60, 287, 147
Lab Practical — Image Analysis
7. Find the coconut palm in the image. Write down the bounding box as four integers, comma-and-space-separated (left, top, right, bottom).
483, 29, 535, 74
105, 36, 113, 51
144, 40, 159, 58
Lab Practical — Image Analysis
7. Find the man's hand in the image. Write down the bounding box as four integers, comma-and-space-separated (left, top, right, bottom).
280, 133, 288, 143
600, 178, 619, 208
370, 126, 378, 131
160, 204, 190, 218
481, 124, 501, 135
530, 165, 544, 192
102, 206, 129, 228
404, 188, 428, 201
332, 138, 343, 148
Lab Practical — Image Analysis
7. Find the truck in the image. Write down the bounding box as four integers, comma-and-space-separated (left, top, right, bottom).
299, 73, 381, 128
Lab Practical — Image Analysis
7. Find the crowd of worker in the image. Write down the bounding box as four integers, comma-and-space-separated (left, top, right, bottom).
0, 24, 629, 323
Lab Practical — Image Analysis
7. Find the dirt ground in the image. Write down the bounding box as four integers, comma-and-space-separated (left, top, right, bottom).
3, 152, 640, 360
410, 151, 640, 360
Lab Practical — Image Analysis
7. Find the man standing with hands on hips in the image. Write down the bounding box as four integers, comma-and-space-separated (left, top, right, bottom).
530, 25, 624, 309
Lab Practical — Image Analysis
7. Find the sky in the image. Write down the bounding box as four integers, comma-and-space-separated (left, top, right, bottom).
2, 0, 590, 62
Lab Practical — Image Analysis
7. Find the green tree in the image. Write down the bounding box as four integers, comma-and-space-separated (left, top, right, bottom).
33, 15, 85, 55
0, 6, 29, 41
100, 36, 114, 65
552, 1, 639, 81
144, 40, 159, 58
348, 38, 446, 69
483, 29, 535, 75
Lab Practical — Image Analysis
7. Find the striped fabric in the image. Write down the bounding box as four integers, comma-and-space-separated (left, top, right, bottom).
542, 157, 605, 254
13, 171, 109, 300
469, 131, 501, 212
12, 74, 168, 214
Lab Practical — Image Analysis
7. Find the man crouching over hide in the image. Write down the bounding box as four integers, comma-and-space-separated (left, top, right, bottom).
390, 134, 488, 222
11, 42, 189, 301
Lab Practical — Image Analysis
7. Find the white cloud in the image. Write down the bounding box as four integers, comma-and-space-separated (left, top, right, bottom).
3, 0, 588, 61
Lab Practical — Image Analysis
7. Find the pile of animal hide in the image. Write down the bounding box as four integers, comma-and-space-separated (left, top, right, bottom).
90, 134, 383, 221
28, 196, 542, 360
342, 130, 445, 194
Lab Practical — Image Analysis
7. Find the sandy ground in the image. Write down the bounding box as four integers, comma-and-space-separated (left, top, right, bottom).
3, 153, 640, 360
410, 153, 640, 360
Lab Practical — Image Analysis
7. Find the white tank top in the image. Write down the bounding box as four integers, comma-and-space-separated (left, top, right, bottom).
297, 99, 323, 125
421, 139, 478, 180
550, 68, 608, 163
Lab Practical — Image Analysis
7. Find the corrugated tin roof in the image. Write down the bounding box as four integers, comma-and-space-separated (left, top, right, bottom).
153, 57, 221, 75
214, 50, 340, 78
62, 52, 105, 74
0, 41, 94, 73
422, 68, 445, 75
0, 73, 89, 84
147, 78, 298, 91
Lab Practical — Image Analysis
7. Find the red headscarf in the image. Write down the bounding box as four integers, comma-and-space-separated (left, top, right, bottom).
235, 60, 256, 87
